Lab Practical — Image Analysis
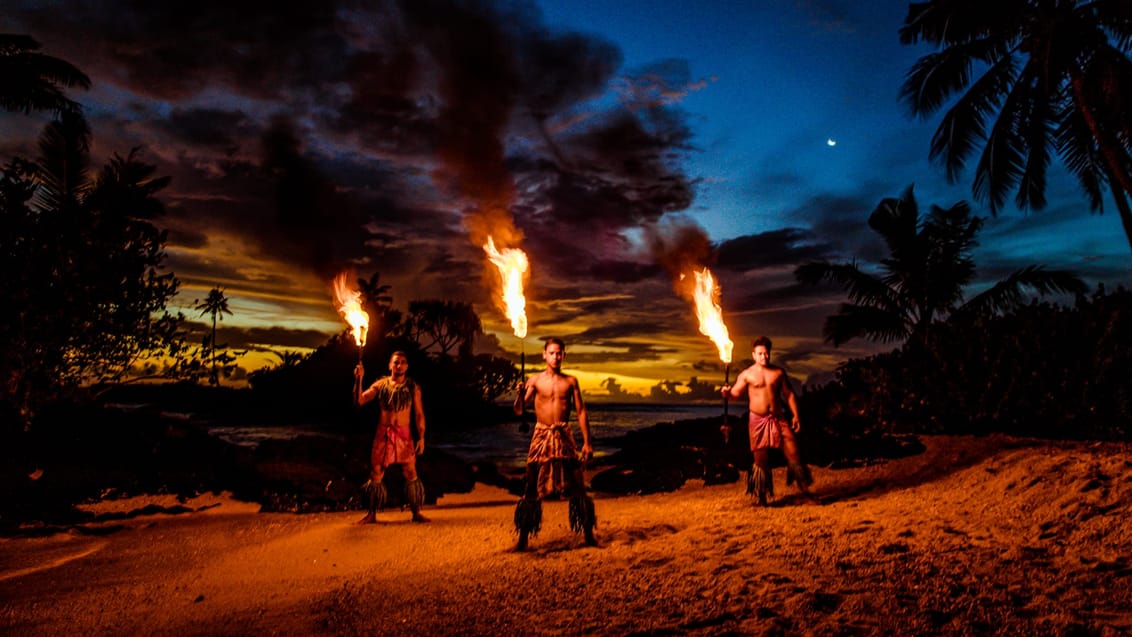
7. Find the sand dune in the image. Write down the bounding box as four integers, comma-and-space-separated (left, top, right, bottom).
2, 434, 1130, 636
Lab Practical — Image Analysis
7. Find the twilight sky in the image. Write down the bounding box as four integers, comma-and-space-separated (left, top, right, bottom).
3, 0, 1130, 398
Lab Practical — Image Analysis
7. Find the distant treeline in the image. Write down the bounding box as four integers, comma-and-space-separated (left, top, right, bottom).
801, 284, 1131, 443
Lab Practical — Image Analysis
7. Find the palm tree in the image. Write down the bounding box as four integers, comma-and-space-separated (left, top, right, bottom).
357, 270, 393, 336
795, 186, 1086, 347
0, 34, 90, 116
899, 0, 1132, 251
194, 287, 232, 385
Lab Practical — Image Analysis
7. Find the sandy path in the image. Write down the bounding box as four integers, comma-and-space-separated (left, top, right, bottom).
2, 434, 1131, 636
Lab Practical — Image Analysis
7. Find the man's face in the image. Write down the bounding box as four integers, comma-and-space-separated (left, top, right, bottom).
543, 343, 564, 370
389, 354, 408, 376
753, 345, 770, 366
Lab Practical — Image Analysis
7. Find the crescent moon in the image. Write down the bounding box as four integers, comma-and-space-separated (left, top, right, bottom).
827, 138, 837, 147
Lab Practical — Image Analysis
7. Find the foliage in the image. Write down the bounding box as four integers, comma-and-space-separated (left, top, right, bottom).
796, 186, 1085, 346
245, 298, 518, 431
401, 299, 483, 358
0, 113, 180, 426
801, 284, 1131, 442
899, 0, 1132, 250
193, 286, 241, 386
0, 33, 90, 116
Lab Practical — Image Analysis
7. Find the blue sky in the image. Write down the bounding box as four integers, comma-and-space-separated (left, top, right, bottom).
3, 1, 1129, 397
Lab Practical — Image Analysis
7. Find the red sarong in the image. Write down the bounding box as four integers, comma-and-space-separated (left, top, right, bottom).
748, 411, 785, 451
372, 423, 415, 469
527, 422, 578, 498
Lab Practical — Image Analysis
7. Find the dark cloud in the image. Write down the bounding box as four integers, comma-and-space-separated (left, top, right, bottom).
7, 0, 848, 389
159, 107, 258, 153
570, 322, 666, 341
715, 228, 828, 271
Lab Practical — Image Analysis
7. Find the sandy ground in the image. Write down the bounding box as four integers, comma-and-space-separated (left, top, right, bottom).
2, 433, 1131, 636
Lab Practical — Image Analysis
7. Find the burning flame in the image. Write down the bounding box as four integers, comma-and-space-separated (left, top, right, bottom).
483, 235, 529, 339
332, 272, 369, 347
690, 267, 733, 364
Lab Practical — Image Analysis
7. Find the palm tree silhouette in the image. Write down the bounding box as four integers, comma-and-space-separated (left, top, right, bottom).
795, 186, 1086, 347
899, 1, 1132, 251
1, 34, 90, 116
194, 287, 232, 386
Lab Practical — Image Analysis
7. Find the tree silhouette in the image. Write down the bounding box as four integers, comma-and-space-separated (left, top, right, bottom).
405, 300, 483, 358
0, 115, 178, 424
0, 34, 90, 116
795, 186, 1086, 347
899, 1, 1132, 251
193, 287, 232, 386
356, 270, 395, 342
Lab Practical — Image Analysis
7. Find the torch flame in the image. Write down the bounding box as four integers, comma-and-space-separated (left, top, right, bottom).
483, 236, 528, 339
691, 267, 733, 364
332, 272, 369, 347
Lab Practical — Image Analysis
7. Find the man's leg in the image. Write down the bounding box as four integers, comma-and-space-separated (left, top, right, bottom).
748, 448, 773, 506
780, 428, 816, 502
358, 466, 387, 524
402, 463, 429, 522
566, 462, 597, 547
514, 462, 542, 551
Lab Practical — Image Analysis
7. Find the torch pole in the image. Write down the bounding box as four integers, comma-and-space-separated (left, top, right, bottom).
721, 362, 731, 444
354, 344, 364, 404
518, 341, 529, 433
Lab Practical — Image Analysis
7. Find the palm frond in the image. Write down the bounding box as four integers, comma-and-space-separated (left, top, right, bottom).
898, 0, 1028, 48
1015, 83, 1055, 211
32, 111, 91, 211
1090, 0, 1132, 51
823, 304, 909, 347
971, 68, 1033, 213
957, 266, 1086, 318
794, 261, 901, 312
1056, 102, 1107, 211
928, 55, 1017, 182
901, 49, 974, 118
867, 186, 920, 259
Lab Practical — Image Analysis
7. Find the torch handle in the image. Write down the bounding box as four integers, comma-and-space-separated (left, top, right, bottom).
354, 346, 365, 406
518, 350, 529, 433
721, 363, 731, 444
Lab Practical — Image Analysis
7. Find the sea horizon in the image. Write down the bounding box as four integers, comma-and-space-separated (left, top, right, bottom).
207, 402, 728, 470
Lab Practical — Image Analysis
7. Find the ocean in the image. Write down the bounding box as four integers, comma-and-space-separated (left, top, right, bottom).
207, 402, 727, 470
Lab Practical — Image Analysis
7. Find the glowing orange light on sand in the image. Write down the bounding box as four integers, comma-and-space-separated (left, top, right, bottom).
332, 272, 369, 347
690, 266, 733, 364
483, 236, 529, 339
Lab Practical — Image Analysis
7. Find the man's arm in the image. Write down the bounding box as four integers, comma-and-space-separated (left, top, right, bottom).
780, 372, 801, 431
354, 365, 374, 406
571, 377, 593, 461
512, 377, 533, 415
413, 384, 426, 454
722, 369, 748, 400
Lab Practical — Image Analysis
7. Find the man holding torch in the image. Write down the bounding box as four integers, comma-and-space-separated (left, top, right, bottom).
354, 351, 429, 523
722, 336, 816, 506
512, 337, 597, 550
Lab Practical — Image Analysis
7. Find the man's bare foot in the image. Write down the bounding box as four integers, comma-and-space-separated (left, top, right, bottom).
411, 513, 430, 523
797, 494, 822, 506
356, 513, 377, 525
516, 531, 530, 551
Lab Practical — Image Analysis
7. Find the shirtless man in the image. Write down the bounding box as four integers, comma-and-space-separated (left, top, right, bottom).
512, 337, 597, 550
722, 336, 815, 506
354, 351, 428, 523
